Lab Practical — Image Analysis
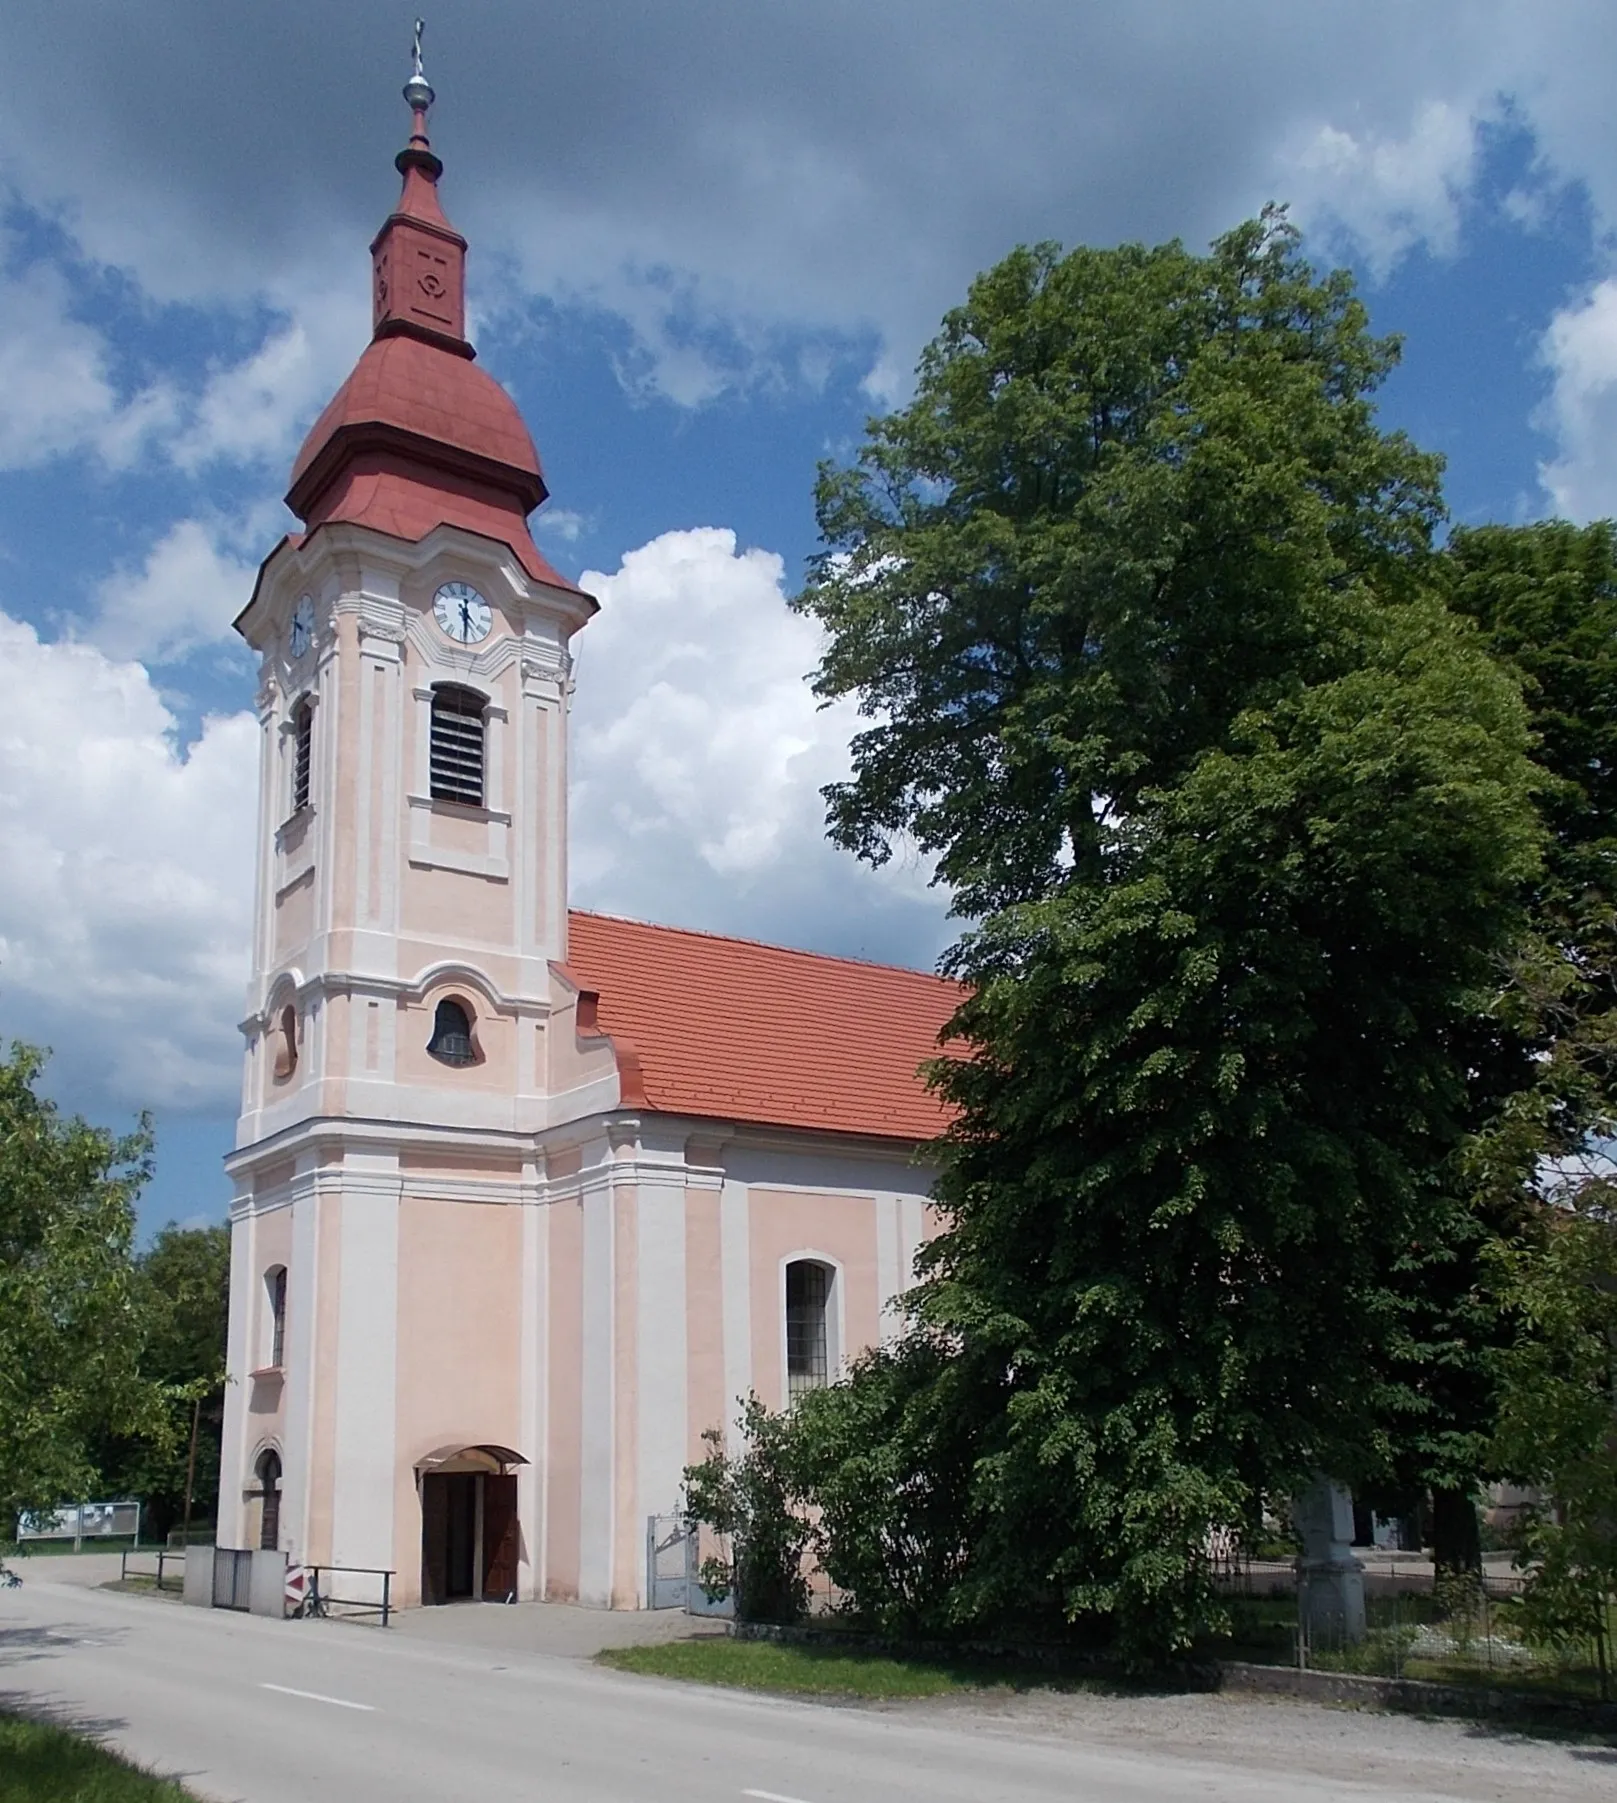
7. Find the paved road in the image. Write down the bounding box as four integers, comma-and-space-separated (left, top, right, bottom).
1, 1575, 1611, 1803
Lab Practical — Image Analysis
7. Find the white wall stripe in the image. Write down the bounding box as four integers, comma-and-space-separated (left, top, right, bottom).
719, 1177, 752, 1449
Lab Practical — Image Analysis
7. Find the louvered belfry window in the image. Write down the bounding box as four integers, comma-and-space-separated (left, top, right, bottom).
430, 684, 486, 807
291, 698, 313, 813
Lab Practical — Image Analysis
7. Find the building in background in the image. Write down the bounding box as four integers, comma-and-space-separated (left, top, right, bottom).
217, 51, 954, 1609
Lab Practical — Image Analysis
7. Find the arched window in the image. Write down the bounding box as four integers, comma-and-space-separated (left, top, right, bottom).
291, 697, 313, 813
255, 1449, 282, 1551
271, 1004, 297, 1081
428, 997, 476, 1067
265, 1265, 288, 1368
429, 684, 486, 808
785, 1259, 832, 1397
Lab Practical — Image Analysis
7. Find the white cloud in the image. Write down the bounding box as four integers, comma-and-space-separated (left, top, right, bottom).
90, 517, 261, 664
0, 613, 256, 1108
1536, 277, 1617, 519
0, 260, 173, 470
172, 281, 370, 474
1284, 100, 1485, 277
571, 528, 947, 962
0, 2, 1551, 412
537, 507, 587, 545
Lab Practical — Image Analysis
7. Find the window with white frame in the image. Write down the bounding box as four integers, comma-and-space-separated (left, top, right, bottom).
265, 1266, 287, 1369
785, 1259, 832, 1396
429, 684, 486, 807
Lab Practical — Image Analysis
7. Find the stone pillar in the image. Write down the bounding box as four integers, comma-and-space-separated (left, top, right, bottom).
1293, 1476, 1365, 1645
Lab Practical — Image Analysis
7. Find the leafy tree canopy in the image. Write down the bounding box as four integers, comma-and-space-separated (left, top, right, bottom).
0, 1042, 167, 1542
796, 213, 1541, 1659
94, 1223, 230, 1541
1490, 1191, 1617, 1673
1375, 520, 1617, 1576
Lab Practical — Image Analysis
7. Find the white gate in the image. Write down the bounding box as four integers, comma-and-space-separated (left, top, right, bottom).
645, 1515, 691, 1609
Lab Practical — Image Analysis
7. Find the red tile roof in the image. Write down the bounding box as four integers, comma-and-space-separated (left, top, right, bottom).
561, 910, 961, 1143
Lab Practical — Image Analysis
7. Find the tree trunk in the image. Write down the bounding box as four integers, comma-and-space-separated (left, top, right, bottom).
1430, 1486, 1482, 1582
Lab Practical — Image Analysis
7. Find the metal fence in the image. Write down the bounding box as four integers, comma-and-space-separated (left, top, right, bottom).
119, 1548, 185, 1593
295, 1565, 394, 1627
1216, 1557, 1614, 1701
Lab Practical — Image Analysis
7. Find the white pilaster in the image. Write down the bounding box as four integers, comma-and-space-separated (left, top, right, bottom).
279, 1180, 322, 1559
330, 1155, 402, 1583
720, 1177, 752, 1448
577, 1180, 616, 1608
218, 1201, 256, 1548
636, 1177, 688, 1563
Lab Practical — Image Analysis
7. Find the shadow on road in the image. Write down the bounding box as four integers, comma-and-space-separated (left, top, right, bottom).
0, 1621, 129, 1668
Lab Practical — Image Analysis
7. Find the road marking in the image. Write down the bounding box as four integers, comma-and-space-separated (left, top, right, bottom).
260, 1682, 375, 1712
743, 1791, 814, 1803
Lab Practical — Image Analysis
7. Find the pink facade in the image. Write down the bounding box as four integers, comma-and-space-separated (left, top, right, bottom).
218, 66, 946, 1612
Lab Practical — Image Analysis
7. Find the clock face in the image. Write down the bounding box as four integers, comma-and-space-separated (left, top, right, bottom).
288, 595, 315, 659
433, 582, 493, 645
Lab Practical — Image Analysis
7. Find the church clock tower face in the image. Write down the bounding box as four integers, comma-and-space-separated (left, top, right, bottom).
433, 580, 492, 644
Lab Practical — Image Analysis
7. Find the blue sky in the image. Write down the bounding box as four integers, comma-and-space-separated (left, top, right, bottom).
4, 2, 1617, 1234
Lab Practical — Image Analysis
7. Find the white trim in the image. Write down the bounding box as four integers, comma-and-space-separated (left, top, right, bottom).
719, 1178, 752, 1448
219, 1206, 256, 1548
899, 1194, 927, 1290
520, 1158, 546, 1601
636, 1178, 688, 1578
331, 1163, 401, 1576
279, 1186, 321, 1561
875, 1191, 902, 1342
577, 1182, 615, 1607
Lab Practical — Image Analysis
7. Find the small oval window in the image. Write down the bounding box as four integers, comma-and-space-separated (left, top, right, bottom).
428, 998, 476, 1067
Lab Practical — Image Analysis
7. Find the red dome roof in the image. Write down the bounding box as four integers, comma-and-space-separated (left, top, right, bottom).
288, 333, 546, 515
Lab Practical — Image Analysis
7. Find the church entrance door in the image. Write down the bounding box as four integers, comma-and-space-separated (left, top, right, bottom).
416, 1445, 528, 1605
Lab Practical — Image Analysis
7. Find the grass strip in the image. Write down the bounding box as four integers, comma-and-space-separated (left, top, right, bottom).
597, 1635, 1102, 1699
0, 1711, 193, 1802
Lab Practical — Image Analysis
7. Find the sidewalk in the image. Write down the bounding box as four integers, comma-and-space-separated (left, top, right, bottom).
392, 1596, 722, 1658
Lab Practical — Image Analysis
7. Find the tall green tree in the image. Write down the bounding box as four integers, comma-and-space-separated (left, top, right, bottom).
1490, 1192, 1617, 1694
95, 1224, 231, 1541
0, 1042, 166, 1547
1383, 520, 1617, 1578
795, 214, 1541, 1658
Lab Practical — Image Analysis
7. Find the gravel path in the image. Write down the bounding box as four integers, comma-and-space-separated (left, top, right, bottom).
900, 1685, 1617, 1802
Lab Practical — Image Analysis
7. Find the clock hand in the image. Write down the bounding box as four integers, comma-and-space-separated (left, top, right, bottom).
460, 599, 471, 638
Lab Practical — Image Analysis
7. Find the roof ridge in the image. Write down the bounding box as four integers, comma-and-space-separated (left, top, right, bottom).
567, 907, 954, 985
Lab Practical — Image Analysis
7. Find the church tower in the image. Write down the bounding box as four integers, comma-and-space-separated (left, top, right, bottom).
218, 46, 598, 1600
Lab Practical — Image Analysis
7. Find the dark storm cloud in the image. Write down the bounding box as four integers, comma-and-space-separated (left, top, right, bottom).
10, 0, 1608, 389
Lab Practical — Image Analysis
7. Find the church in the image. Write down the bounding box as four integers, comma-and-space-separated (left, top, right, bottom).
215, 55, 955, 1611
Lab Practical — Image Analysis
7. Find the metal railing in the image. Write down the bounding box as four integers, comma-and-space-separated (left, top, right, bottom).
118, 1548, 185, 1593
297, 1564, 394, 1627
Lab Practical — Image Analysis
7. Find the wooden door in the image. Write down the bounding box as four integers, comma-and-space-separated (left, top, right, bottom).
481, 1474, 520, 1602
420, 1474, 449, 1606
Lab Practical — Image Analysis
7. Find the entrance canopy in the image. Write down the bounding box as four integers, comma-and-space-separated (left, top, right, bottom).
414, 1443, 528, 1476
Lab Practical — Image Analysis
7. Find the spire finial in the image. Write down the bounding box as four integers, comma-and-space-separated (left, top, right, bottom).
404, 18, 434, 115
395, 16, 443, 182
